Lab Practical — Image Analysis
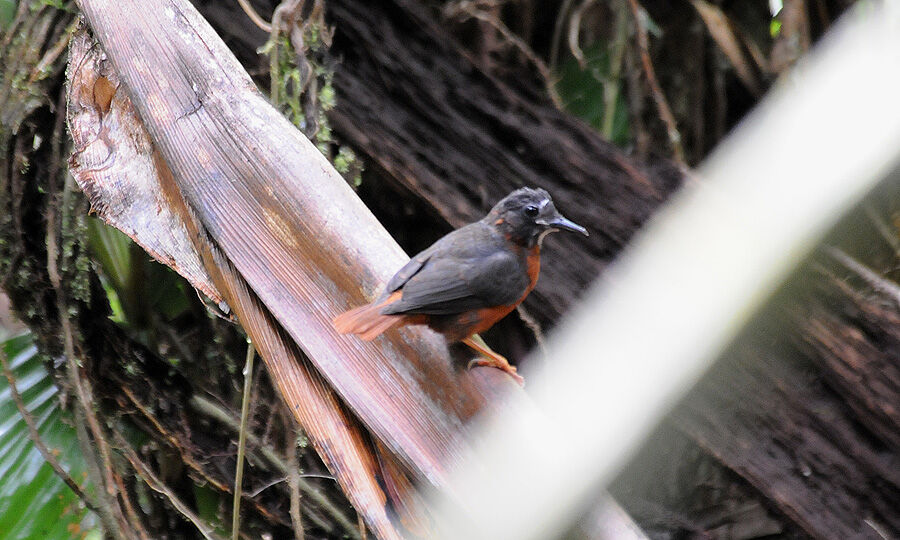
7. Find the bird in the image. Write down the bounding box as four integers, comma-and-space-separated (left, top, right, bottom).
333, 187, 588, 384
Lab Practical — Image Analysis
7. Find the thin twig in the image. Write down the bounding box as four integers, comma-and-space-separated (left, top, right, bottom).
188, 398, 288, 474
110, 467, 152, 540
155, 314, 198, 366
113, 432, 228, 540
121, 387, 233, 494
445, 2, 563, 108
247, 476, 286, 497
603, 0, 629, 140
28, 18, 76, 84
864, 205, 900, 258
190, 395, 356, 536
623, 28, 649, 157
549, 0, 575, 71
0, 0, 30, 50
51, 182, 119, 497
235, 0, 272, 33
626, 0, 686, 164
121, 385, 325, 531
0, 347, 100, 514
266, 0, 302, 106
825, 247, 900, 308
566, 0, 596, 68
232, 342, 256, 540
287, 427, 306, 540
246, 473, 336, 497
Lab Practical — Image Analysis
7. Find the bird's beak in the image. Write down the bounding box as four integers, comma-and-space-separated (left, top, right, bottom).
548, 214, 589, 236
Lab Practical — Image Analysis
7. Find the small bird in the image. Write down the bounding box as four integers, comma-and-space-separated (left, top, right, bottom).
333, 187, 588, 383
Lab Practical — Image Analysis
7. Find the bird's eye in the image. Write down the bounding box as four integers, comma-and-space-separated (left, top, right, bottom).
524, 205, 539, 217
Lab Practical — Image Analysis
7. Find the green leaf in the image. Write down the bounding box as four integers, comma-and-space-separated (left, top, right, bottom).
0, 333, 100, 539
193, 484, 229, 538
770, 19, 783, 37
0, 0, 14, 30
86, 218, 133, 295
555, 44, 631, 146
144, 262, 190, 322
87, 218, 191, 328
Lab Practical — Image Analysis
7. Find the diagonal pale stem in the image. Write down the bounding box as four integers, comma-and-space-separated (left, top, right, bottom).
231, 342, 255, 540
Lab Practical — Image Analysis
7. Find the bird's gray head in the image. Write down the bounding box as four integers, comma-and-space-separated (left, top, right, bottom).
486, 187, 588, 247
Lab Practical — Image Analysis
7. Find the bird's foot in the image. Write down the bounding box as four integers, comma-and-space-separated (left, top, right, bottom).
467, 356, 525, 386
462, 336, 525, 386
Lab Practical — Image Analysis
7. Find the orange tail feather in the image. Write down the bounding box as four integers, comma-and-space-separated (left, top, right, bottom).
333, 292, 404, 341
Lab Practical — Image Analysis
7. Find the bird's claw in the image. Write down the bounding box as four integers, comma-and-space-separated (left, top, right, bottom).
467, 357, 525, 386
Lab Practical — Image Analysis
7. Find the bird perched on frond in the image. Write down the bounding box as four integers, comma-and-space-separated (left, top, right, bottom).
334, 187, 588, 384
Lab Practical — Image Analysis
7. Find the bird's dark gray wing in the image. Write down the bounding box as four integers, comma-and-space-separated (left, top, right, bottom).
381, 251, 528, 316
382, 223, 492, 295
384, 247, 434, 295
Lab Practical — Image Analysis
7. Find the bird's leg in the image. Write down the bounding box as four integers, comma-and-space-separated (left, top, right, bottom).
462, 336, 525, 385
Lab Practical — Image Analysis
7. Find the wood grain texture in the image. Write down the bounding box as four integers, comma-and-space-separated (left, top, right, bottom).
67, 27, 222, 305
67, 26, 404, 537
200, 234, 405, 540
69, 0, 528, 536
